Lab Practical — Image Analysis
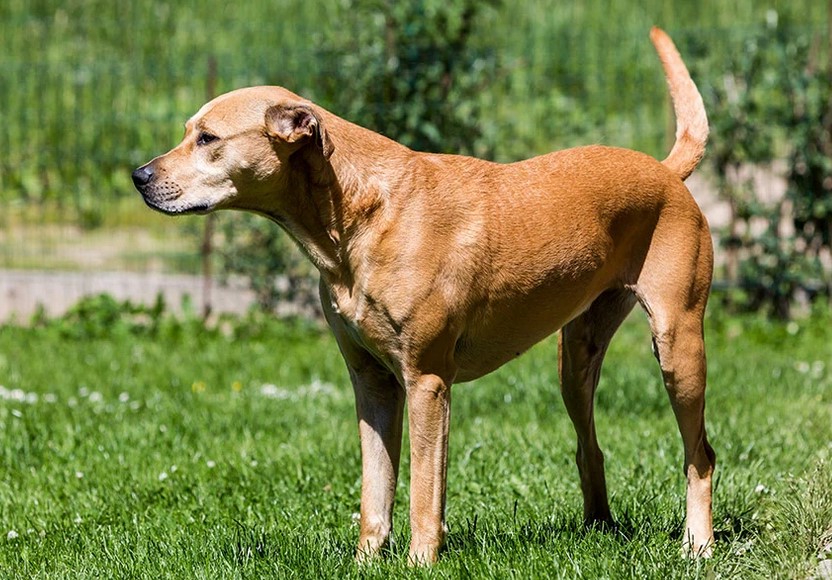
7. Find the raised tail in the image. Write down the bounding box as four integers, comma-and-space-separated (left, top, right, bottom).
650, 27, 708, 181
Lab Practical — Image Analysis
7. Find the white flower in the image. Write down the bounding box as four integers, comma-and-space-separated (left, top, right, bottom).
754, 484, 769, 494
732, 539, 754, 555
206, 460, 216, 469
7, 530, 18, 540
88, 392, 103, 403
260, 384, 284, 398
158, 471, 168, 482
75, 471, 84, 479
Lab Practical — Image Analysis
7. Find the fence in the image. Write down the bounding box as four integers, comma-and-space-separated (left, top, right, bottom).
0, 1, 828, 320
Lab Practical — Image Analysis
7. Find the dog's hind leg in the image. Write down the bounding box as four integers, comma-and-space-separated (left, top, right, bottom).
636, 223, 716, 557
558, 288, 637, 525
643, 305, 715, 556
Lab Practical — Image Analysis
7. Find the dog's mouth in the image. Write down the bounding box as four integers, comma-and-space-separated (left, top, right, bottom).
134, 176, 215, 216
141, 194, 215, 216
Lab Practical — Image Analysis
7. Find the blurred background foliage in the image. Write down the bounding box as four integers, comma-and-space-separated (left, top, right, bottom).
688, 13, 832, 318
0, 0, 829, 318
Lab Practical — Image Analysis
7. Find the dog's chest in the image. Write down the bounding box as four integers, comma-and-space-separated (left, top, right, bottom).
330, 288, 405, 372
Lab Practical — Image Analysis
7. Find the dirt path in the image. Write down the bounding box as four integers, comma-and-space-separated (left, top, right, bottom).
0, 269, 257, 323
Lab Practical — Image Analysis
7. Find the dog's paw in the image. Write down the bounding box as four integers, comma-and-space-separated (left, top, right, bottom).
355, 536, 387, 564
407, 543, 440, 566
682, 535, 714, 559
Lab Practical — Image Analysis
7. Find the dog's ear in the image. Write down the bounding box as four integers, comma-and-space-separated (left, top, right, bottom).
265, 103, 334, 159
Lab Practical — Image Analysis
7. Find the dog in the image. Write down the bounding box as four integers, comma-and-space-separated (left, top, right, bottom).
133, 27, 715, 563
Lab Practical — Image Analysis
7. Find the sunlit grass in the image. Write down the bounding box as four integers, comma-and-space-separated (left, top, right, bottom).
0, 304, 830, 577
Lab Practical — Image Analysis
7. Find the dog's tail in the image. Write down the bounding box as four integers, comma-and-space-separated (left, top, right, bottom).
650, 27, 708, 181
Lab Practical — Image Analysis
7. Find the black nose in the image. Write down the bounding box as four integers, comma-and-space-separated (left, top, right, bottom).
132, 165, 155, 189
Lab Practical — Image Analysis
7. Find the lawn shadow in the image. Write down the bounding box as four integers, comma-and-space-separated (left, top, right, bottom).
443, 500, 763, 558
216, 503, 763, 571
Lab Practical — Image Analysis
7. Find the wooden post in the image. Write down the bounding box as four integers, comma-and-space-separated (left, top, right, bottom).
828, 0, 832, 306
201, 56, 218, 320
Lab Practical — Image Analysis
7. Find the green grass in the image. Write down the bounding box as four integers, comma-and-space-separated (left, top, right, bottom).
0, 304, 830, 578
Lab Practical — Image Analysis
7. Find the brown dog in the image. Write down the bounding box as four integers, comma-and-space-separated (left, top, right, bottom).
133, 27, 715, 563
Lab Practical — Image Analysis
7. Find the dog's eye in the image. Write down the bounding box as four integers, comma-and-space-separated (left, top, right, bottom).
196, 132, 219, 146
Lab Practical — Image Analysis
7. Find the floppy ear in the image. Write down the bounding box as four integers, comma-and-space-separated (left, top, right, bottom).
265, 103, 334, 159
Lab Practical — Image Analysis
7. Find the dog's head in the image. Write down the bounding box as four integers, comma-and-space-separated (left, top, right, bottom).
132, 86, 334, 216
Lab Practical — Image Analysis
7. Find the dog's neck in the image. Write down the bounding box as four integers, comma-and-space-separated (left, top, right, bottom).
271, 136, 400, 291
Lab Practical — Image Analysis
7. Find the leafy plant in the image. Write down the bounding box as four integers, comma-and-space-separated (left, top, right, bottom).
783, 32, 832, 278
31, 293, 196, 340
315, 0, 501, 156
694, 18, 831, 319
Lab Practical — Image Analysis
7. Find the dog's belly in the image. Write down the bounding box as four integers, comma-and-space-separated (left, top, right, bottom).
454, 338, 548, 383
452, 287, 597, 383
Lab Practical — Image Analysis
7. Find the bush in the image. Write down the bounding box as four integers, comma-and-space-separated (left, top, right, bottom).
694, 17, 832, 319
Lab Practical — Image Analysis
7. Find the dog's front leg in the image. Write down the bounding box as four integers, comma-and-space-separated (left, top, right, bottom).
406, 373, 452, 565
319, 285, 406, 562
352, 367, 406, 561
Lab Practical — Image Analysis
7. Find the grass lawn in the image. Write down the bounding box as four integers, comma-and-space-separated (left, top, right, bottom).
0, 301, 830, 578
